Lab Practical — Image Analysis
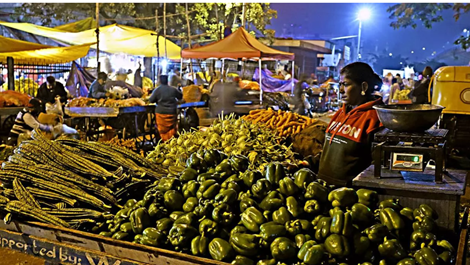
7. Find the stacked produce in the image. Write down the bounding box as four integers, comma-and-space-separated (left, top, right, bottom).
93, 149, 457, 265
67, 97, 145, 108
392, 89, 411, 101
239, 80, 260, 91
0, 90, 32, 107
106, 136, 137, 152
147, 114, 299, 172
243, 109, 319, 138
2, 78, 39, 96
0, 130, 166, 229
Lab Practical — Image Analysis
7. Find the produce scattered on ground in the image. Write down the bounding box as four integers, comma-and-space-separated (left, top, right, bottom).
2, 78, 39, 96
0, 130, 166, 229
93, 150, 456, 265
147, 114, 299, 172
67, 97, 146, 108
243, 109, 319, 138
0, 90, 32, 107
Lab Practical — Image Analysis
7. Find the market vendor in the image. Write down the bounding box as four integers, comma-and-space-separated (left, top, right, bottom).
36, 76, 68, 104
88, 72, 109, 99
318, 62, 383, 186
149, 75, 182, 141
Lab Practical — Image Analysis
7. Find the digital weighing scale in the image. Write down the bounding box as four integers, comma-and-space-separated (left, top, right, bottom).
372, 128, 448, 183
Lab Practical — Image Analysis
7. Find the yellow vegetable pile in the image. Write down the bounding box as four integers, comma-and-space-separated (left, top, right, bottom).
2, 78, 39, 96
392, 89, 411, 101
242, 109, 319, 138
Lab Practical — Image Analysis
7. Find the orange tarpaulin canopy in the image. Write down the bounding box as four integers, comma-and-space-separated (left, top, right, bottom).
181, 28, 294, 61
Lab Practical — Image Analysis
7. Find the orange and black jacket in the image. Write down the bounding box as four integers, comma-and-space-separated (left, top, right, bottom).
318, 99, 383, 186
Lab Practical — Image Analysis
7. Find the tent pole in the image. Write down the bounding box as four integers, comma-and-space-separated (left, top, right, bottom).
163, 3, 167, 60
259, 59, 263, 104
222, 59, 225, 82
7, 57, 14, 91
95, 3, 100, 73
180, 58, 183, 79
291, 61, 295, 95
155, 9, 160, 83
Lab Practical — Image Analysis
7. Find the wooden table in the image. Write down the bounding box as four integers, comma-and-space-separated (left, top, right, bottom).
353, 165, 468, 232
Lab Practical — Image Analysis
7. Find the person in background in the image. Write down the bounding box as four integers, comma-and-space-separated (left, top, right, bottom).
8, 98, 55, 145
88, 72, 109, 99
318, 62, 383, 186
210, 76, 244, 116
410, 66, 433, 104
134, 63, 143, 88
36, 76, 68, 104
389, 78, 401, 104
293, 74, 308, 115
149, 75, 182, 141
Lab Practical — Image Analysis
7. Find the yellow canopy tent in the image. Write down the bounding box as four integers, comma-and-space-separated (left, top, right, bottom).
0, 21, 181, 59
54, 17, 97, 32
0, 35, 92, 65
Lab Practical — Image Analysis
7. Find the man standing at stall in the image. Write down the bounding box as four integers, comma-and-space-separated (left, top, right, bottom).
88, 72, 109, 99
149, 75, 182, 141
36, 76, 68, 104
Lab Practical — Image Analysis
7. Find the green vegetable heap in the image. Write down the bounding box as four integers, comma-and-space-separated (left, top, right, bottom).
96, 149, 456, 265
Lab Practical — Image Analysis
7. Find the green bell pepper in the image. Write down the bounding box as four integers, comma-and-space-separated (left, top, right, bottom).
197, 179, 221, 199
229, 233, 260, 257
378, 237, 407, 260
186, 153, 207, 171
293, 168, 316, 190
356, 189, 378, 207
251, 179, 272, 199
304, 200, 321, 215
350, 203, 374, 226
286, 196, 303, 218
305, 182, 329, 202
199, 219, 219, 237
156, 217, 173, 234
231, 226, 248, 236
142, 187, 161, 208
164, 190, 184, 211
260, 221, 287, 242
329, 206, 343, 217
238, 190, 252, 201
142, 227, 165, 246
129, 207, 151, 234
242, 170, 263, 187
413, 216, 437, 232
133, 234, 143, 244
231, 255, 255, 265
183, 197, 199, 213
209, 238, 235, 261
119, 222, 133, 233
148, 203, 167, 219
112, 231, 130, 241
99, 231, 113, 237
397, 258, 417, 265
256, 259, 276, 265
125, 199, 138, 209
194, 199, 214, 218
286, 219, 311, 236
364, 224, 389, 243
272, 206, 292, 225
324, 234, 350, 258
230, 155, 249, 172
182, 180, 199, 199
259, 191, 284, 211
353, 232, 371, 255
215, 189, 238, 205
328, 187, 358, 208
414, 247, 439, 265
241, 207, 265, 232
240, 198, 258, 213
379, 199, 402, 211
168, 224, 198, 249
330, 211, 353, 237
439, 251, 454, 265
221, 180, 241, 193
270, 237, 296, 260
297, 240, 325, 265
191, 235, 209, 256
314, 216, 332, 241
203, 149, 221, 167
180, 168, 198, 181
295, 234, 313, 248
169, 211, 185, 221
400, 207, 415, 221
265, 163, 286, 186
410, 231, 437, 250
197, 172, 220, 182
213, 203, 235, 226
174, 212, 197, 226
157, 177, 180, 192
379, 208, 405, 234
437, 240, 455, 252
279, 177, 299, 196
414, 204, 438, 220
215, 159, 234, 178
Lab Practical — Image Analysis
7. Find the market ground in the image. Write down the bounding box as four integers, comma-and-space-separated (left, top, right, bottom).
0, 247, 44, 265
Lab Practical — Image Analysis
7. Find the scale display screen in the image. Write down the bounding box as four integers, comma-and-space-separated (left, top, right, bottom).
391, 153, 424, 171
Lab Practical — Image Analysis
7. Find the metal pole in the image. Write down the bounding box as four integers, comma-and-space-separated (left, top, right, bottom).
95, 3, 100, 73
7, 56, 14, 91
163, 3, 167, 59
259, 59, 263, 104
222, 59, 225, 81
180, 58, 183, 79
155, 9, 160, 83
356, 19, 362, 62
291, 61, 295, 95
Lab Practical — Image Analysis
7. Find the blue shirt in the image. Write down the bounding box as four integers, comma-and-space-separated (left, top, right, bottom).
88, 80, 107, 99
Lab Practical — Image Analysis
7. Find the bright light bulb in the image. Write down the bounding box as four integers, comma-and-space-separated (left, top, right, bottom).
358, 8, 371, 21
389, 53, 393, 56
422, 47, 426, 50
411, 51, 414, 53
464, 29, 468, 33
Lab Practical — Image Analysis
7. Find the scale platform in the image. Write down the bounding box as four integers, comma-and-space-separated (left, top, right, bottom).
373, 128, 448, 183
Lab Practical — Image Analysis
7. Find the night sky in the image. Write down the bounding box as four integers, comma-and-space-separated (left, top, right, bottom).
269, 3, 470, 62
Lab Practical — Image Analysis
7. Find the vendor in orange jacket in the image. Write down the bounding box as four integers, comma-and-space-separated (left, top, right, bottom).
318, 62, 384, 186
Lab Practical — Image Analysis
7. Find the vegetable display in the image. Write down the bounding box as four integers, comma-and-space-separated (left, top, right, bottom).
242, 109, 319, 138
147, 114, 300, 172
67, 97, 146, 107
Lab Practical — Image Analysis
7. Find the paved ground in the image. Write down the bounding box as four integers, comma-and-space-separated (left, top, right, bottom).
0, 247, 44, 265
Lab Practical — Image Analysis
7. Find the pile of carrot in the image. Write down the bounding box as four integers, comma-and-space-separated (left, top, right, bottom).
242, 109, 318, 137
